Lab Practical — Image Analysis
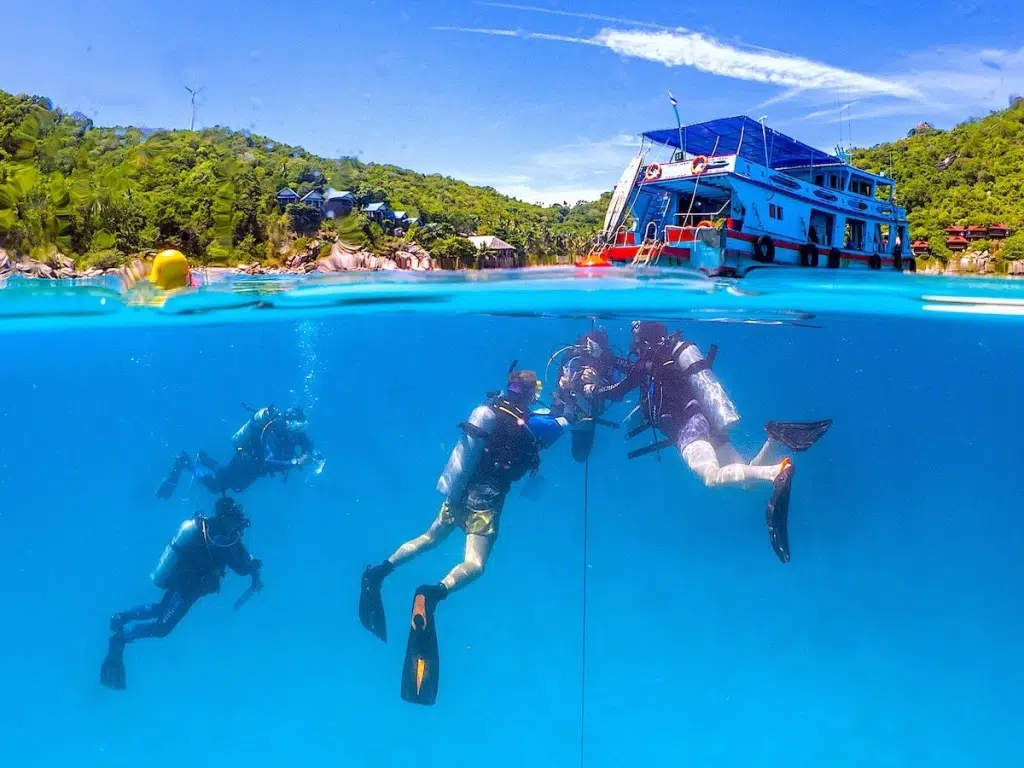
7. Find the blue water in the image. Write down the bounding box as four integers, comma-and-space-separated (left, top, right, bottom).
1, 267, 1022, 766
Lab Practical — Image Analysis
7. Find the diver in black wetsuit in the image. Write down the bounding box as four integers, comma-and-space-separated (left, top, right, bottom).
156, 405, 323, 499
548, 326, 629, 462
598, 321, 832, 562
100, 496, 263, 690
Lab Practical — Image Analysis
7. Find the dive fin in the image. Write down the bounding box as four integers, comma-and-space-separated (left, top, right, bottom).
765, 420, 832, 452
400, 585, 444, 706
100, 636, 127, 691
359, 565, 388, 642
766, 459, 794, 564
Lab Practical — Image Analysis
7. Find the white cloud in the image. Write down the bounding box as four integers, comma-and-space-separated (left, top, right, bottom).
594, 29, 921, 99
431, 26, 521, 37
530, 134, 640, 171
435, 25, 922, 101
475, 2, 673, 31
500, 182, 612, 206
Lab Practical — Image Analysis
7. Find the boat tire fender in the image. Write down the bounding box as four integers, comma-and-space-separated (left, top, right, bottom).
869, 253, 882, 270
799, 242, 819, 268
827, 248, 842, 269
753, 235, 775, 264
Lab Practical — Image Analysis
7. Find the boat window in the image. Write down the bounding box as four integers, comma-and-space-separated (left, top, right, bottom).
829, 174, 839, 189
769, 204, 784, 220
876, 182, 893, 200
814, 174, 824, 187
845, 219, 867, 250
848, 178, 872, 197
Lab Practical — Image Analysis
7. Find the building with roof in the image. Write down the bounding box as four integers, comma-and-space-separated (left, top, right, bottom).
300, 190, 324, 210
275, 187, 299, 210
469, 235, 519, 268
364, 201, 393, 224
911, 240, 930, 256
322, 189, 356, 219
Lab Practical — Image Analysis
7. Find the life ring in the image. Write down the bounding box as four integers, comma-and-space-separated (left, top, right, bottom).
799, 242, 819, 268
827, 247, 841, 269
691, 155, 709, 175
753, 235, 775, 264
697, 220, 713, 228
869, 253, 882, 270
645, 164, 662, 181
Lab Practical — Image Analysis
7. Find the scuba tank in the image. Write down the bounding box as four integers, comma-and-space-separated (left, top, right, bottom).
150, 516, 205, 590
437, 404, 496, 501
671, 338, 740, 433
232, 406, 275, 450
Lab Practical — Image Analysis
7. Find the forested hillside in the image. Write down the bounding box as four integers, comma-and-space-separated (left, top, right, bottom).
0, 89, 608, 267
852, 101, 1024, 261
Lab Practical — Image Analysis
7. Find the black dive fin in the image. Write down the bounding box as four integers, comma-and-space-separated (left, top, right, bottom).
766, 461, 795, 564
765, 419, 833, 452
400, 586, 441, 706
359, 566, 388, 642
100, 638, 127, 691
627, 439, 673, 460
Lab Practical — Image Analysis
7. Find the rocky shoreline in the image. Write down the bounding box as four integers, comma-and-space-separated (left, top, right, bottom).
0, 241, 436, 282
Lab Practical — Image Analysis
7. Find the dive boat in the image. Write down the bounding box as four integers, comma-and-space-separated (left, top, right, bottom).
578, 115, 913, 276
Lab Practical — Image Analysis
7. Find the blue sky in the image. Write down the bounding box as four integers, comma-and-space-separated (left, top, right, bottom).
3, 0, 1023, 204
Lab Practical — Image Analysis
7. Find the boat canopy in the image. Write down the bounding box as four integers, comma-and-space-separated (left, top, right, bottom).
643, 115, 843, 171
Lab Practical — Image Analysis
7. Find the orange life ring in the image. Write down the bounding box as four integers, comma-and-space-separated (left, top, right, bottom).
644, 163, 662, 181
697, 220, 713, 228
691, 155, 709, 175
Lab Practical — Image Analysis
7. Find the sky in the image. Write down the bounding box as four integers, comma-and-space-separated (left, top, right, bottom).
2, 0, 1023, 205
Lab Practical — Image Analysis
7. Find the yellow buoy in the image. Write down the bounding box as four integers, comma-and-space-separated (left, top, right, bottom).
147, 249, 191, 290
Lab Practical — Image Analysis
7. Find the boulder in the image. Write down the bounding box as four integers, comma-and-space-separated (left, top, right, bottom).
15, 259, 55, 278
0, 248, 10, 275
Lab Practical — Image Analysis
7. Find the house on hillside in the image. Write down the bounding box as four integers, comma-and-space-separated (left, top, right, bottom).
469, 235, 519, 268
911, 240, 930, 256
946, 235, 969, 252
276, 187, 299, 210
988, 224, 1011, 239
945, 226, 967, 238
364, 201, 393, 224
965, 225, 988, 241
300, 190, 324, 211
323, 189, 356, 218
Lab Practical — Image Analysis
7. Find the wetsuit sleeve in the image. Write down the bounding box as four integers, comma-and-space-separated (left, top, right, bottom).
294, 432, 314, 457
226, 539, 261, 576
528, 414, 566, 450
597, 360, 642, 402
262, 432, 295, 470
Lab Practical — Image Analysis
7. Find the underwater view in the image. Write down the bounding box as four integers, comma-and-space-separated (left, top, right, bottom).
1, 268, 1022, 766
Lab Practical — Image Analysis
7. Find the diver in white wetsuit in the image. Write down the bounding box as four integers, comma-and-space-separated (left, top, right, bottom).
598, 321, 832, 563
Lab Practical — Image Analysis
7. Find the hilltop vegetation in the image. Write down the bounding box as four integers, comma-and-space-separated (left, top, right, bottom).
0, 89, 608, 267
852, 101, 1024, 261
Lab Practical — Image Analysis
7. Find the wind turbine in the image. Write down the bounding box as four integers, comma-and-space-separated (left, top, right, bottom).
185, 86, 204, 131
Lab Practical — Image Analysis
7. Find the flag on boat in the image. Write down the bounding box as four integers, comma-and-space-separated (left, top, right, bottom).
668, 91, 678, 107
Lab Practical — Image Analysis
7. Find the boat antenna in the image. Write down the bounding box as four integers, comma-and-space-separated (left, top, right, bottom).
758, 115, 770, 167
669, 91, 685, 161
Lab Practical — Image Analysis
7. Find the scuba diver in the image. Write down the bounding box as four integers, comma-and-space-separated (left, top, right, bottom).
156, 404, 323, 499
100, 496, 263, 691
358, 368, 574, 706
598, 321, 832, 564
548, 326, 629, 462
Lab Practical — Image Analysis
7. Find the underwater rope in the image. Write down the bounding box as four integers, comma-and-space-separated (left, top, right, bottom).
580, 451, 589, 768
579, 317, 595, 768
